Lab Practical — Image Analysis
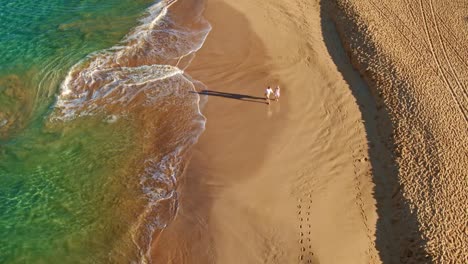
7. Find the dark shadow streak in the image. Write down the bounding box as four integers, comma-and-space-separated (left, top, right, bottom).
191, 90, 267, 104
320, 1, 432, 263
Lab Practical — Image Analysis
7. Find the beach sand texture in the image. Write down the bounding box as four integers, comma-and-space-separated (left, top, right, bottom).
332, 0, 468, 263
150, 0, 467, 263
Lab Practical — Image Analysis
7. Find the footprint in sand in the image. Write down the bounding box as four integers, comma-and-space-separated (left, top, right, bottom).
297, 195, 316, 263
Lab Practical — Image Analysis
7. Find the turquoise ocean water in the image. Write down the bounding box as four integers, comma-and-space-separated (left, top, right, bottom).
0, 0, 210, 263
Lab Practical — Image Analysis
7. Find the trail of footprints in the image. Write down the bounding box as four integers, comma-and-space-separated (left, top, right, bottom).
350, 145, 378, 264
297, 194, 315, 263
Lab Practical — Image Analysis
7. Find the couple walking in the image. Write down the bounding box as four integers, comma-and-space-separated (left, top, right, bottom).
265, 85, 280, 105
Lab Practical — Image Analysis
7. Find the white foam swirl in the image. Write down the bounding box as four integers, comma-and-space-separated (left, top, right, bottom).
51, 1, 211, 262
54, 0, 211, 120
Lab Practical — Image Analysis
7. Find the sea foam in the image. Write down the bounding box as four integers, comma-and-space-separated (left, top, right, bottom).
53, 0, 211, 262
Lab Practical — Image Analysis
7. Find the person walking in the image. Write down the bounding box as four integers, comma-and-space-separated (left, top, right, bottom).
265, 86, 273, 104
274, 85, 281, 101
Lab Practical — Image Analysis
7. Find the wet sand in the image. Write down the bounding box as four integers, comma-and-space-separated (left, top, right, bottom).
151, 0, 380, 263
150, 0, 467, 263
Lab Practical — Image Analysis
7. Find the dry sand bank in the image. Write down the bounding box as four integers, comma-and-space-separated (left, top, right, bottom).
330, 0, 468, 263
150, 0, 390, 263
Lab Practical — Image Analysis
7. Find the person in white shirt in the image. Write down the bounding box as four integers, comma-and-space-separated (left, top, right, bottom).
265, 86, 273, 104
274, 86, 281, 101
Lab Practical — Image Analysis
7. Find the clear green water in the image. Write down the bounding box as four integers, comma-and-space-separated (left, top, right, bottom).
0, 1, 158, 263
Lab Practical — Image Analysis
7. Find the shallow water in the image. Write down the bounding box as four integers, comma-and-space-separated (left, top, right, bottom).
0, 0, 210, 263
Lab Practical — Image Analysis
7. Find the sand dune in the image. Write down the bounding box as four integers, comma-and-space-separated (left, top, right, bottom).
150, 0, 467, 263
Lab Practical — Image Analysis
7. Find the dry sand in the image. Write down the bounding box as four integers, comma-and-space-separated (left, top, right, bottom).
150, 0, 467, 263
332, 1, 468, 263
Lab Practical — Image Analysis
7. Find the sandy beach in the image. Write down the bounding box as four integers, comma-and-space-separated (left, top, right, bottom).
332, 1, 468, 262
1, 0, 464, 262
150, 0, 467, 263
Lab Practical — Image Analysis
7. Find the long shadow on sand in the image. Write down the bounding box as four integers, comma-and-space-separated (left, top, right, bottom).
320, 1, 432, 263
193, 90, 267, 104
151, 1, 275, 263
